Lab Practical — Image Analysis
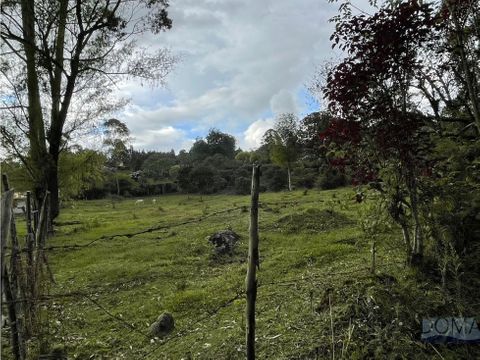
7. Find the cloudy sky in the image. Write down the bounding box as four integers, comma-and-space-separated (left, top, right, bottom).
113, 0, 369, 153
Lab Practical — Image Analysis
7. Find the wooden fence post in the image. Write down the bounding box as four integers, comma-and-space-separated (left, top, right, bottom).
246, 164, 260, 360
26, 191, 35, 271
1, 179, 26, 360
1, 189, 14, 277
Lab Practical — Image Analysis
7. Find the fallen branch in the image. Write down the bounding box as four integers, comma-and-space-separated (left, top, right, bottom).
39, 205, 247, 251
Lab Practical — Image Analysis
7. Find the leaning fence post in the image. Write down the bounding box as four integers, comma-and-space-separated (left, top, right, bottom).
1, 178, 26, 360
246, 164, 260, 360
26, 191, 35, 262
1, 189, 14, 278
34, 192, 50, 287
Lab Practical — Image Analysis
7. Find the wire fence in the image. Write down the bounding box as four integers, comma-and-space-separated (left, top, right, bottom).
2, 192, 380, 358
5, 262, 403, 357
5, 197, 332, 255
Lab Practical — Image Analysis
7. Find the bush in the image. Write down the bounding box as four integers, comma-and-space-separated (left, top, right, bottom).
316, 168, 347, 190
261, 165, 287, 192
293, 168, 317, 189
234, 177, 251, 195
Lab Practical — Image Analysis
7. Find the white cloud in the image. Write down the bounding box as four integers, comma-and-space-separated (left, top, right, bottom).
112, 0, 374, 151
242, 118, 275, 150
132, 126, 193, 152
270, 89, 298, 115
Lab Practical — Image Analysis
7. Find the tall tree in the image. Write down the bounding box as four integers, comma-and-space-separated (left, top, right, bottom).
141, 151, 176, 180
441, 0, 480, 132
299, 111, 333, 159
0, 0, 176, 219
322, 0, 439, 263
103, 119, 130, 167
102, 118, 130, 195
205, 129, 236, 159
263, 113, 300, 191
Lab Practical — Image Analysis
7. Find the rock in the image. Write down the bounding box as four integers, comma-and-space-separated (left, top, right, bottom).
208, 229, 240, 255
149, 312, 174, 337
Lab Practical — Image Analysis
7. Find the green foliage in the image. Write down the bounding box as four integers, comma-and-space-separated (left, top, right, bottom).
190, 129, 237, 162
299, 111, 332, 159
316, 168, 348, 190
234, 151, 252, 163
205, 129, 236, 159
234, 177, 251, 195
177, 165, 226, 194
141, 151, 176, 180
103, 119, 131, 168
0, 159, 33, 192
292, 166, 317, 189
263, 113, 300, 169
58, 149, 106, 200
189, 138, 211, 162
168, 164, 181, 182
250, 144, 270, 164
260, 165, 287, 191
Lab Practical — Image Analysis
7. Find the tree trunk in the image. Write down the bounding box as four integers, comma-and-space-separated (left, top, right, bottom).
287, 166, 292, 191
116, 175, 121, 196
44, 0, 67, 221
246, 165, 260, 360
21, 0, 49, 205
400, 220, 412, 264
407, 174, 423, 263
46, 155, 60, 220
449, 2, 480, 133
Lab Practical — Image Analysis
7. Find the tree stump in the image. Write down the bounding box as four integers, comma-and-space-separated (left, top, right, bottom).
208, 229, 240, 255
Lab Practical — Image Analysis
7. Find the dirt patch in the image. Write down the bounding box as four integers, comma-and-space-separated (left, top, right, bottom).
273, 208, 354, 233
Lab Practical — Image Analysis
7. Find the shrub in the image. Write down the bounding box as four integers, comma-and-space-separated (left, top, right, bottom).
317, 168, 347, 190
234, 177, 251, 195
261, 165, 287, 192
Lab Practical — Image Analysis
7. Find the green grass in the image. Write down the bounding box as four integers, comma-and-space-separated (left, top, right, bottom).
2, 188, 479, 359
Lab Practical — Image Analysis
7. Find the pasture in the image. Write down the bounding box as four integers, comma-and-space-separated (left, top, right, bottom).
2, 188, 477, 359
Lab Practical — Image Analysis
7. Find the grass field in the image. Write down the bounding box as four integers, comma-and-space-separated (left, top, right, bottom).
2, 188, 479, 359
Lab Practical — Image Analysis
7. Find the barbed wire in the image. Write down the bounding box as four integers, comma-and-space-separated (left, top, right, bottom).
7, 198, 333, 255
1, 261, 406, 358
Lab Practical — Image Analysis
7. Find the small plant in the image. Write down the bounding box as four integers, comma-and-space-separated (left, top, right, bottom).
109, 194, 123, 209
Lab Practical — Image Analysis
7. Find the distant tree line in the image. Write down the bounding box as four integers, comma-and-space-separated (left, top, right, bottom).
1, 112, 347, 200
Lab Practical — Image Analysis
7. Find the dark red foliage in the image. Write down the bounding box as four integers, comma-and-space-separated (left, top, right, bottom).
325, 0, 440, 120
319, 118, 362, 145
319, 1, 442, 186
373, 112, 423, 161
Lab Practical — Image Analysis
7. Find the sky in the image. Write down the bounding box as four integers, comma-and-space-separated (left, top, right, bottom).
111, 0, 368, 153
